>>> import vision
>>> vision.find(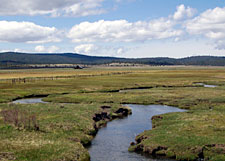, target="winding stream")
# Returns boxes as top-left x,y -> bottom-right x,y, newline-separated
12,98 -> 47,104
88,104 -> 186,161
12,98 -> 186,160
